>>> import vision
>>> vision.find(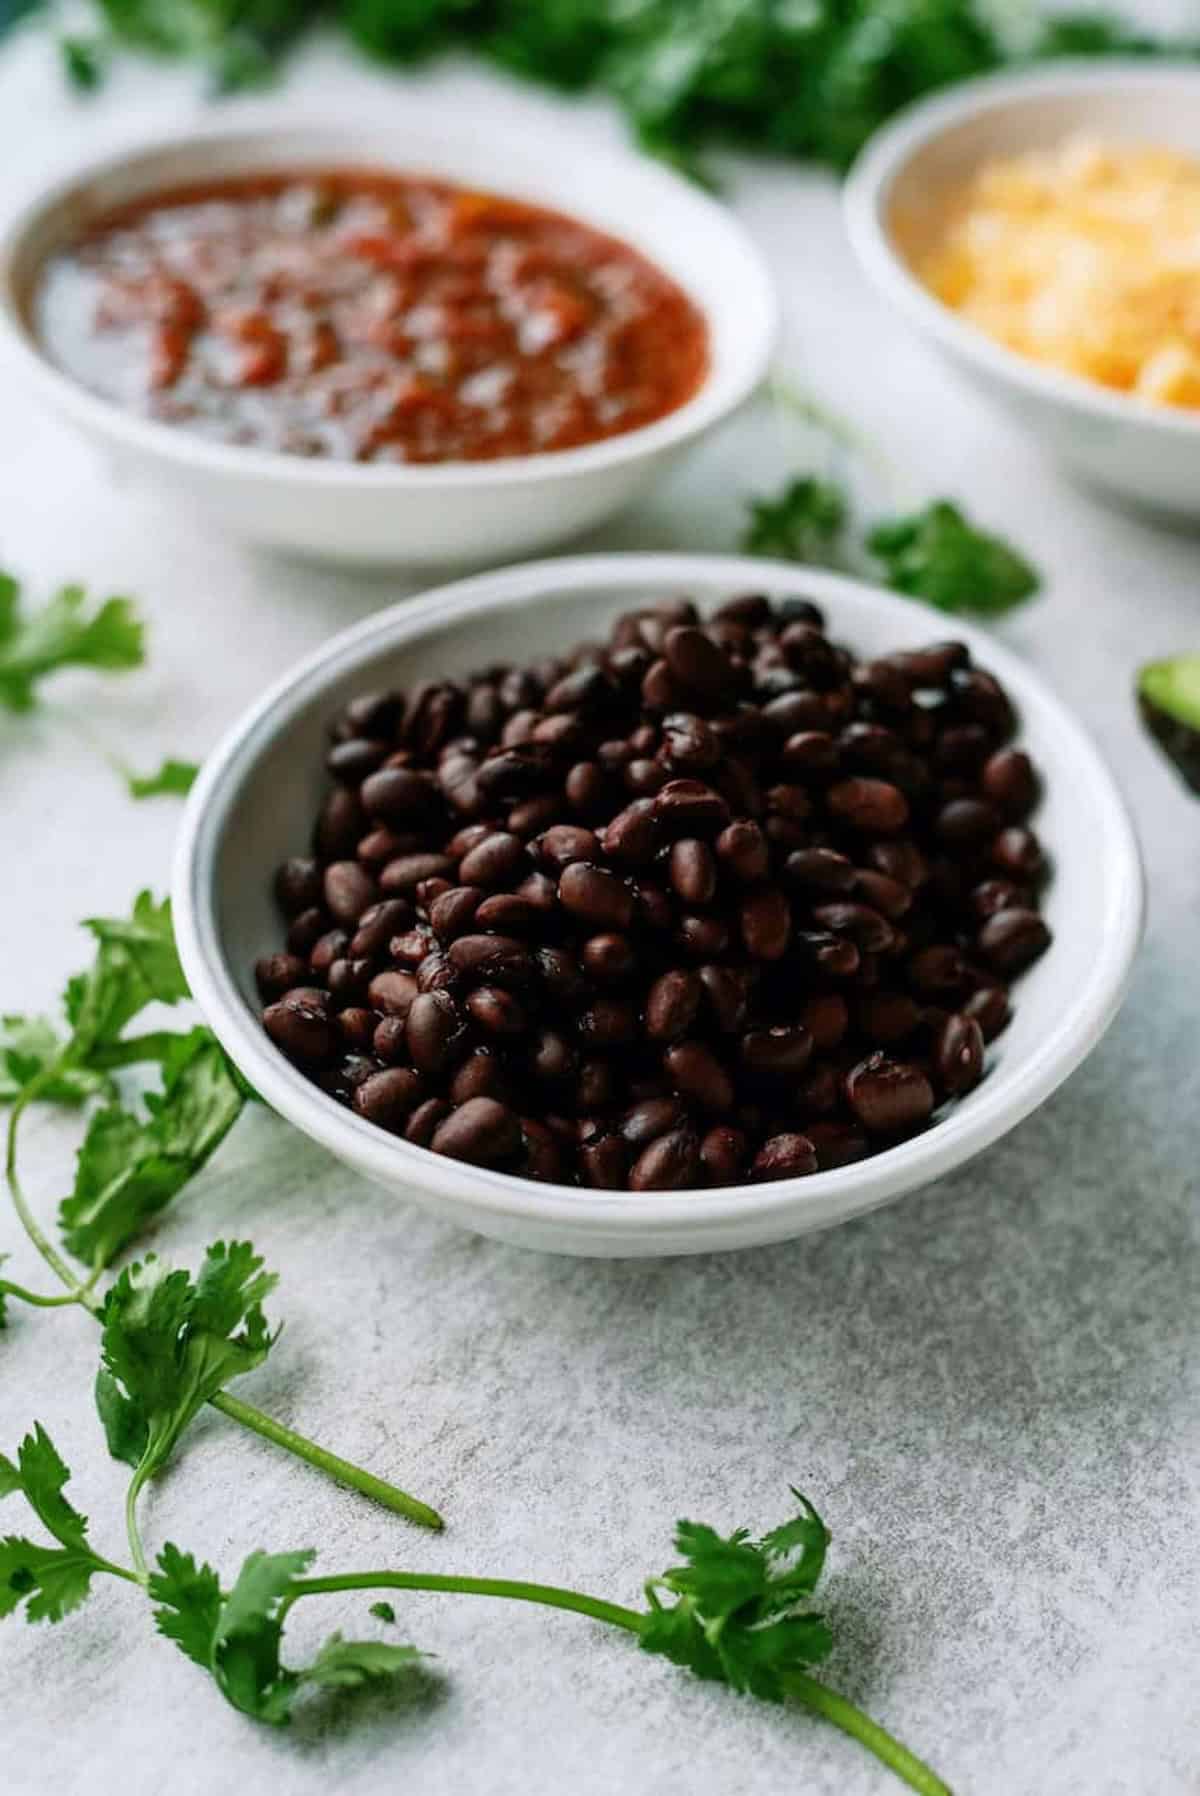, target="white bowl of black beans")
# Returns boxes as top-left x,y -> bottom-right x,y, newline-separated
0,112 -> 774,566
173,553 -> 1143,1256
